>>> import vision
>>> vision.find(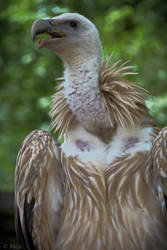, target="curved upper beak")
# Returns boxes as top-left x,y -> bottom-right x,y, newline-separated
31,19 -> 53,42
31,18 -> 66,43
